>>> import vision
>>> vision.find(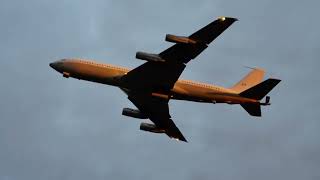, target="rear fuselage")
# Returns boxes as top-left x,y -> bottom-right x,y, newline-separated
50,59 -> 258,104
